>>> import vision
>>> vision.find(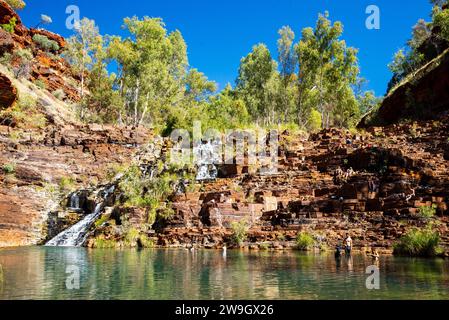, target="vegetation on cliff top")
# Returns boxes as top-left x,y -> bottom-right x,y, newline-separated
3,9 -> 378,133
